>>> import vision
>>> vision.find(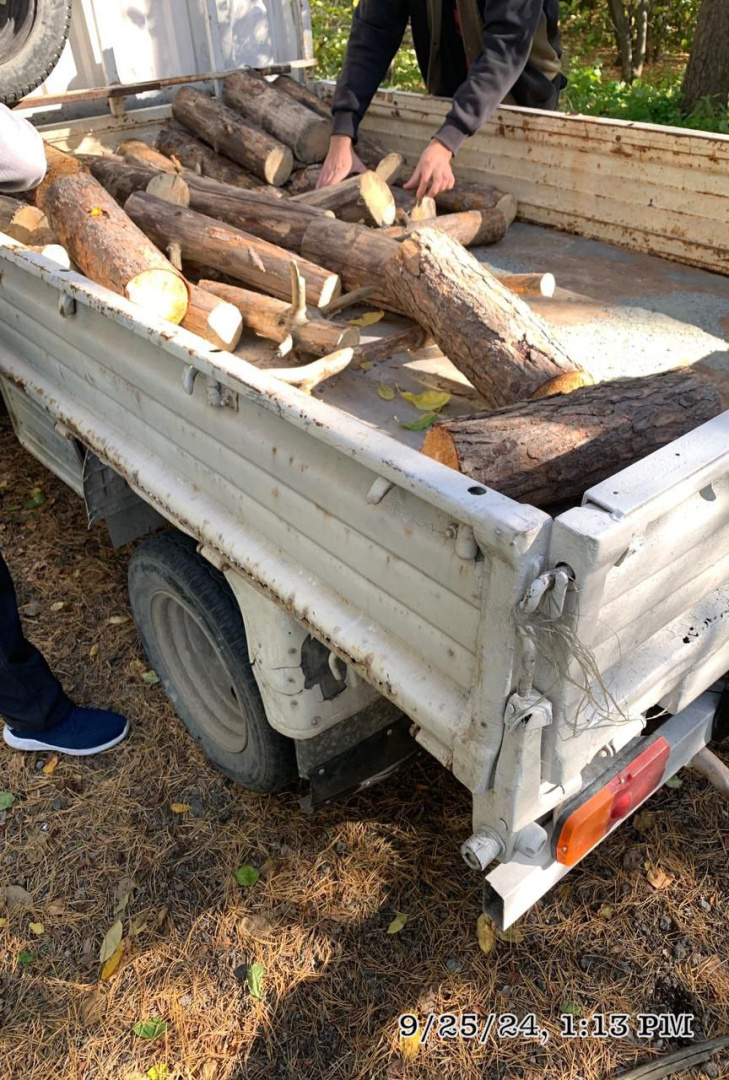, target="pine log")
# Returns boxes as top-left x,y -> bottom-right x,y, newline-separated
421,371 -> 721,508
200,278 -> 359,356
384,227 -> 588,406
384,208 -> 507,247
498,272 -> 556,298
223,71 -> 331,164
118,139 -> 177,173
0,194 -> 22,231
287,164 -> 321,195
44,174 -> 189,324
434,180 -> 517,219
0,201 -> 53,244
182,284 -> 243,350
156,123 -> 275,191
376,153 -> 405,185
265,348 -> 354,393
291,170 -> 396,226
172,87 -> 292,186
273,76 -> 385,168
147,173 -> 190,206
354,323 -> 428,365
301,216 -> 401,310
31,145 -> 86,211
83,157 -> 161,204
125,192 -> 340,307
